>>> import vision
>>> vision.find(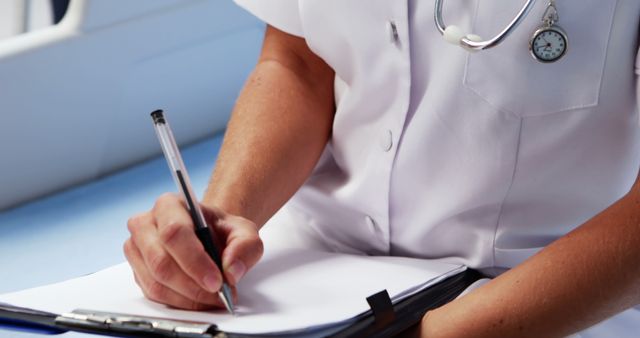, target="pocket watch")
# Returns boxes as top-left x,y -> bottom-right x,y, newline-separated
529,1 -> 568,63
